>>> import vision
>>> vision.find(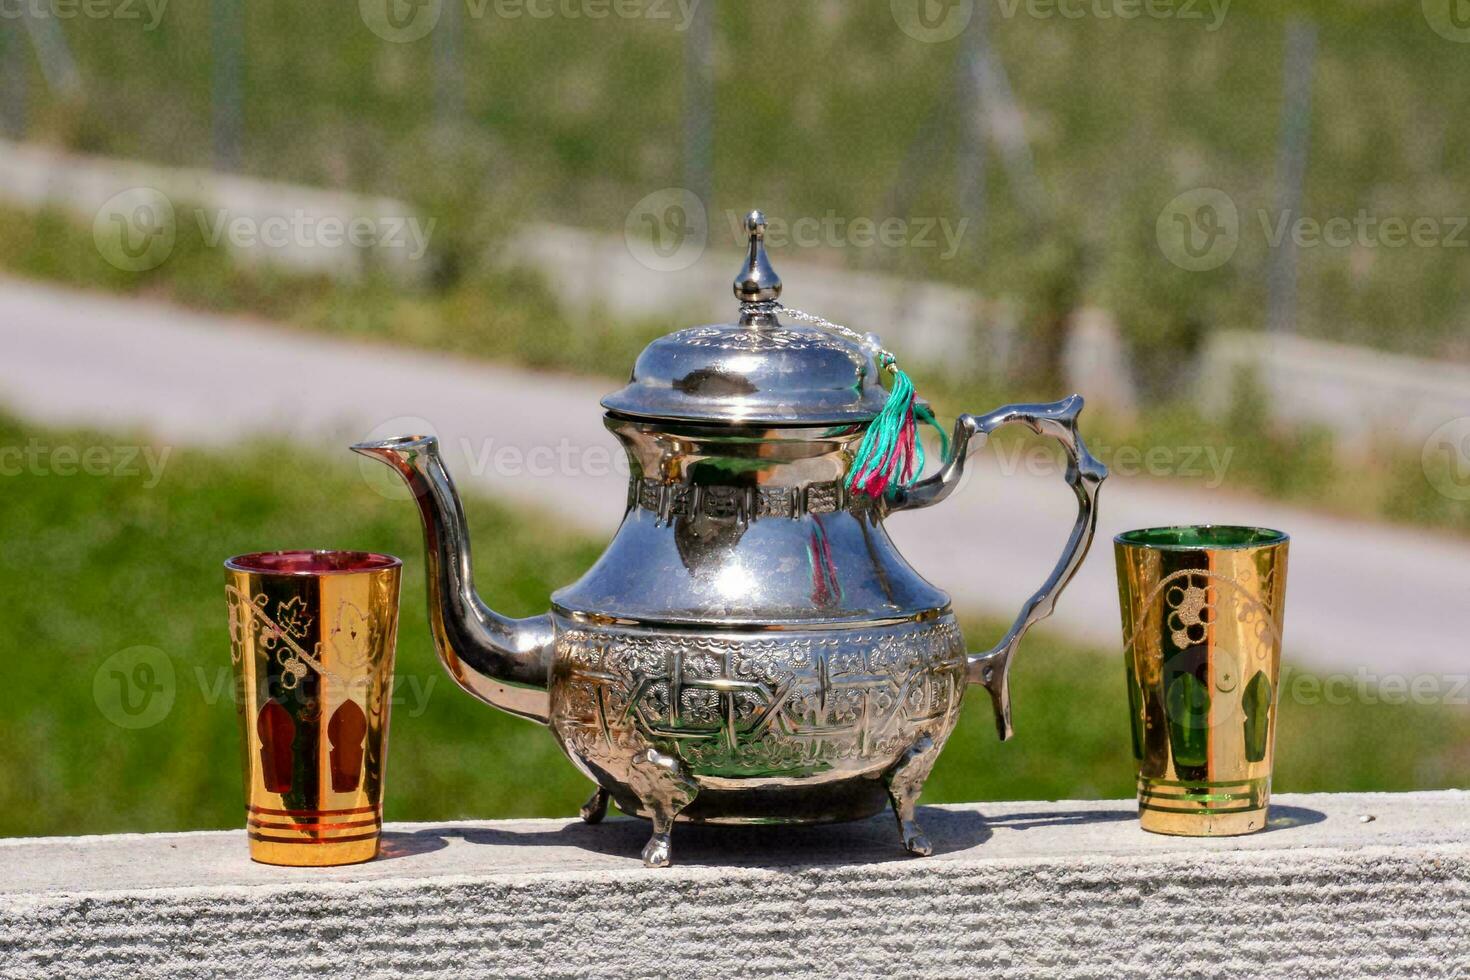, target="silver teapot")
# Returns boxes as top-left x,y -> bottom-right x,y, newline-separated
354,212 -> 1105,866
